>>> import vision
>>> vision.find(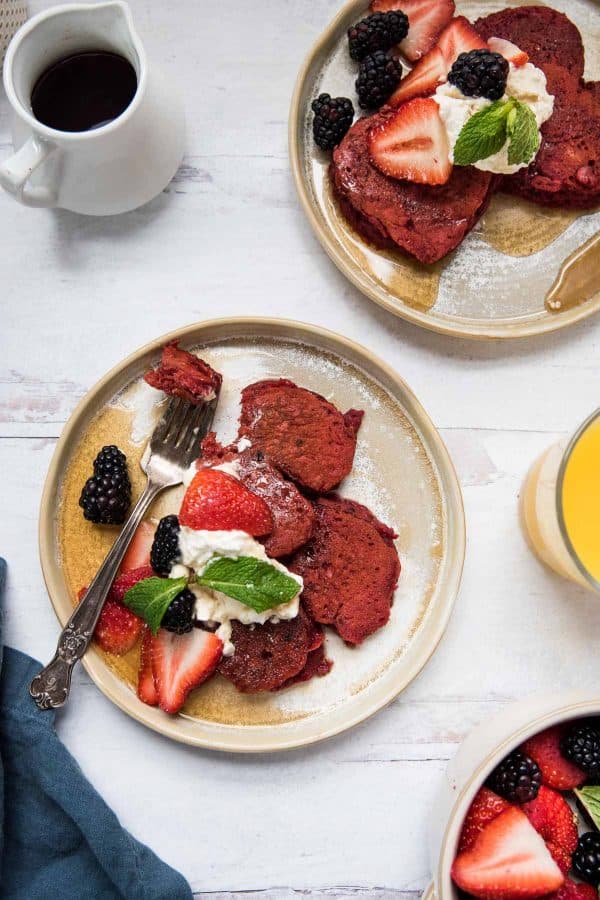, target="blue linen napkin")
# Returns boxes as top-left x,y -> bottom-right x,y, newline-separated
0,558 -> 194,900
